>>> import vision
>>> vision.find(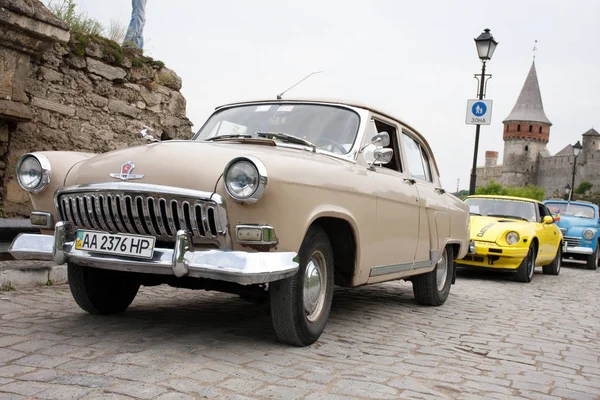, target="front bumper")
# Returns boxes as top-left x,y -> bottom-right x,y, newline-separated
564,246 -> 593,255
456,240 -> 528,270
9,222 -> 299,285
